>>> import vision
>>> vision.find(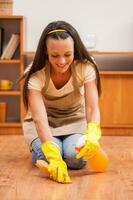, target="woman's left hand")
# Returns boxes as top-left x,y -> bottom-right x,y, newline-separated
76,122 -> 101,159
